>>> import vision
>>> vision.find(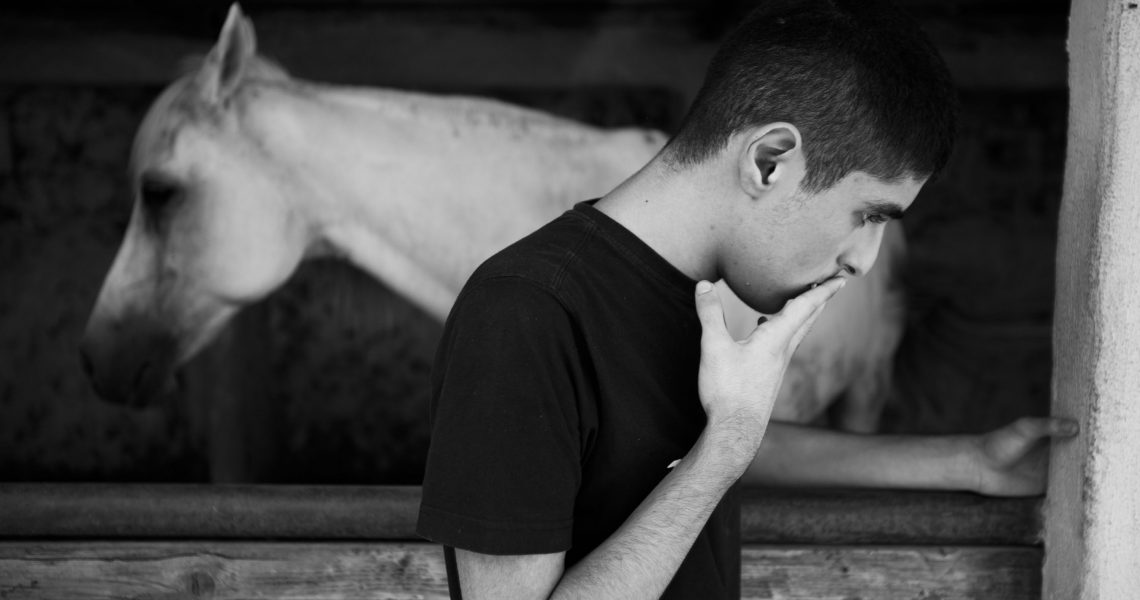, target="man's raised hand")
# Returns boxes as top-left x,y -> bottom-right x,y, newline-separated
693,278 -> 845,463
